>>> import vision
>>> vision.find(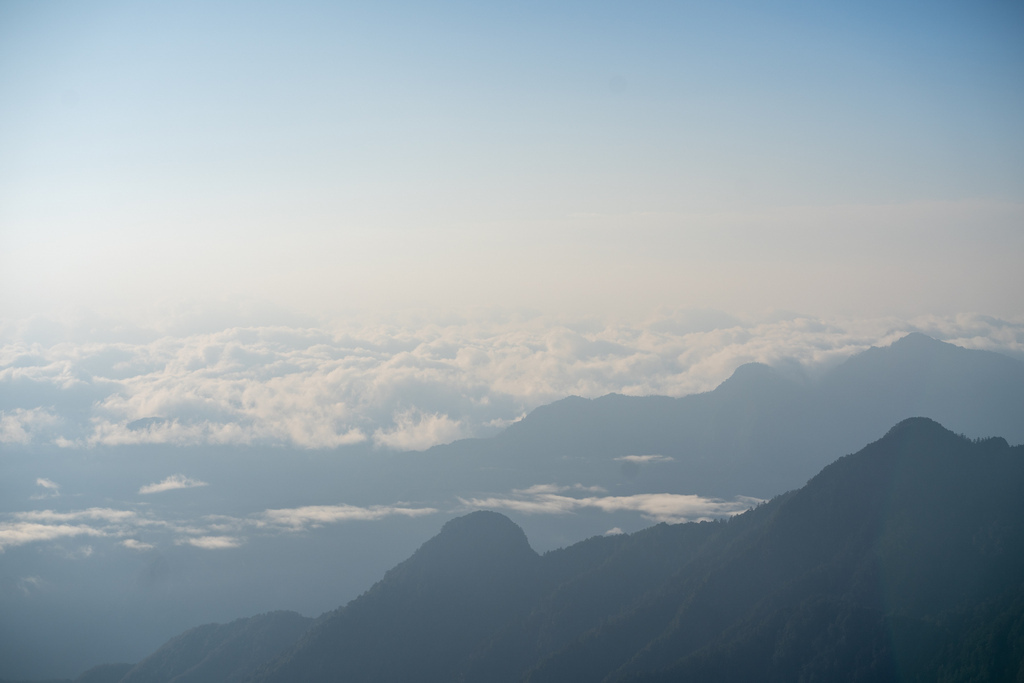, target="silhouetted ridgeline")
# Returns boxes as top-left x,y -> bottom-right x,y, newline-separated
67,418 -> 1024,682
